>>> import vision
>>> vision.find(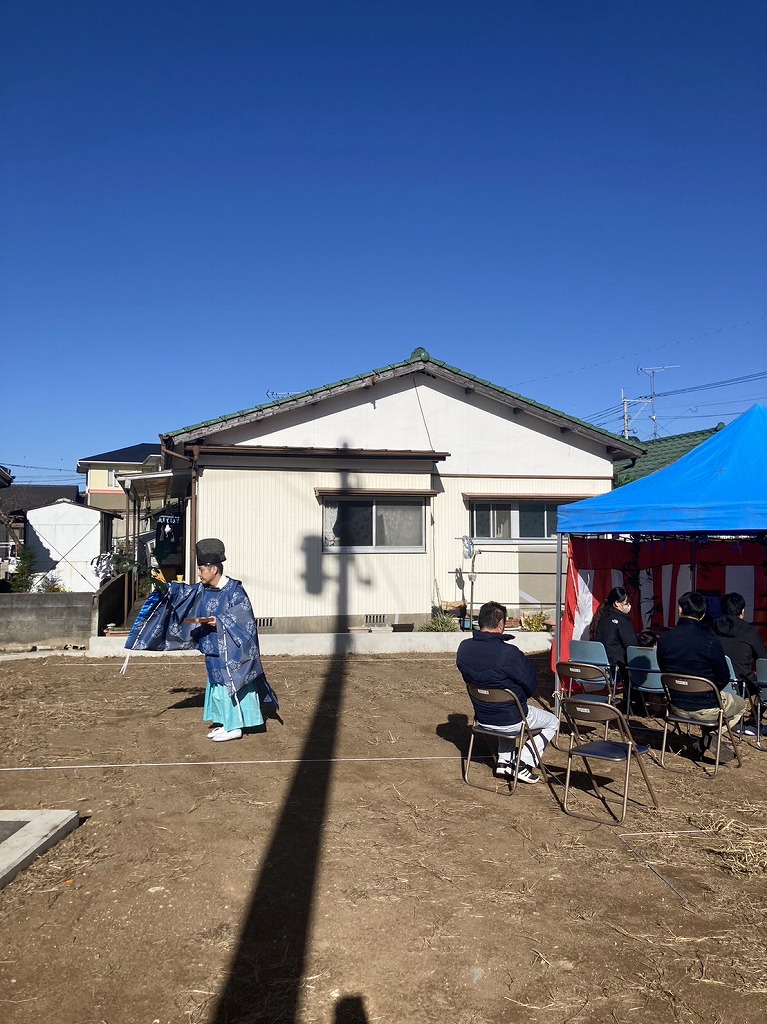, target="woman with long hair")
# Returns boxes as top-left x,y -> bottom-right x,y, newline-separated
589,586 -> 637,683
